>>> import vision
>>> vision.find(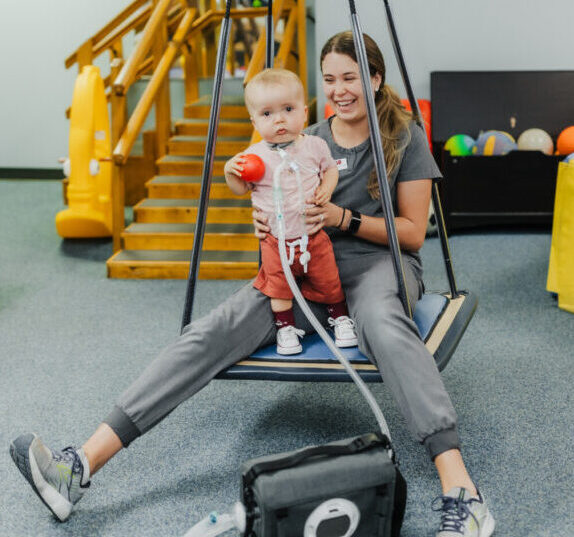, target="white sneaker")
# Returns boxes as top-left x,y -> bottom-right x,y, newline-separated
434,487 -> 495,537
328,316 -> 358,347
276,325 -> 305,355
